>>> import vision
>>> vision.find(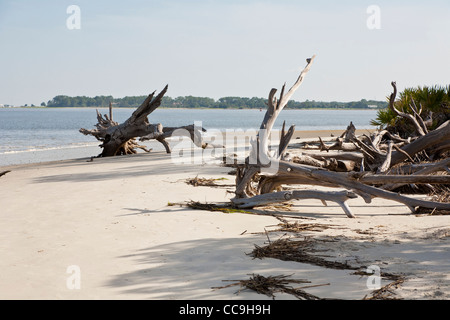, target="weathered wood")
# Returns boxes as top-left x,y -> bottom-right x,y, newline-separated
278,121 -> 296,160
388,81 -> 427,137
370,130 -> 411,147
80,85 -> 206,157
302,150 -> 364,162
293,155 -> 356,172
114,138 -> 151,156
358,174 -> 450,185
293,155 -> 330,168
257,174 -> 339,194
341,121 -> 356,142
383,158 -> 450,190
140,124 -> 208,153
0,170 -> 11,178
390,120 -> 450,166
232,190 -> 358,218
409,99 -> 429,135
275,160 -> 450,213
235,56 -> 316,199
377,141 -> 394,174
324,138 -> 360,152
232,61 -> 450,218
429,141 -> 450,159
